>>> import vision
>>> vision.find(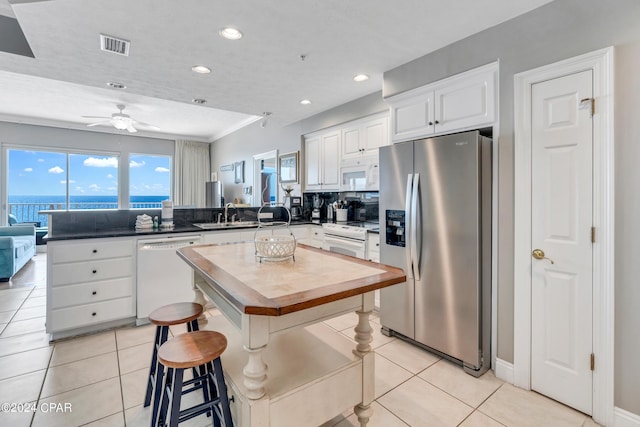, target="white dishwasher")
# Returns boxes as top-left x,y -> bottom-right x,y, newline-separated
136,234 -> 201,322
